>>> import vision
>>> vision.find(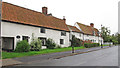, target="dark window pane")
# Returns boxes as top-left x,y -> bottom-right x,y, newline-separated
41,28 -> 45,33
38,37 -> 46,46
60,39 -> 64,44
61,31 -> 66,36
22,36 -> 29,42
